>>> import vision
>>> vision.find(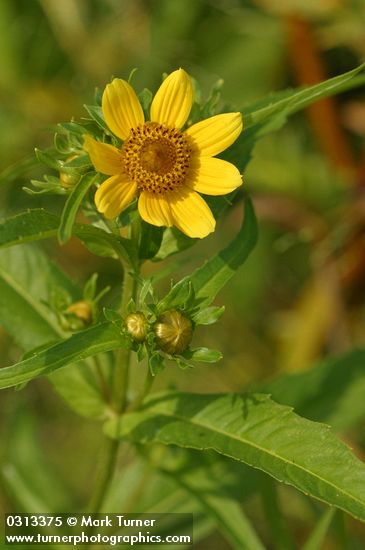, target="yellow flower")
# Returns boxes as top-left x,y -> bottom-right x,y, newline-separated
84,69 -> 243,239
